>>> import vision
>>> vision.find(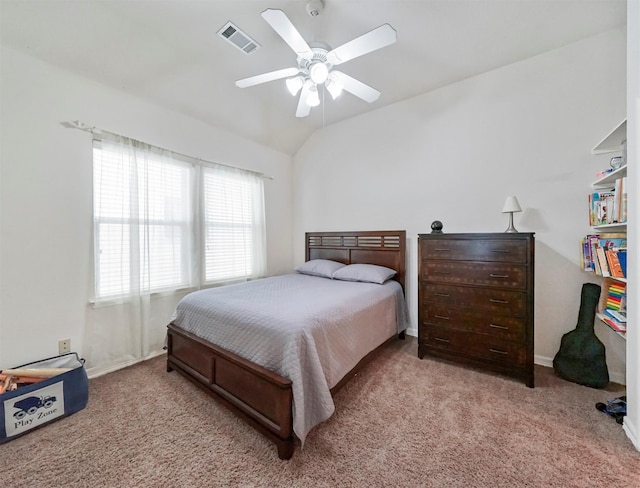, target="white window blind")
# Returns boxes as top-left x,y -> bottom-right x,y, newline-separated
203,166 -> 265,283
92,133 -> 265,303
